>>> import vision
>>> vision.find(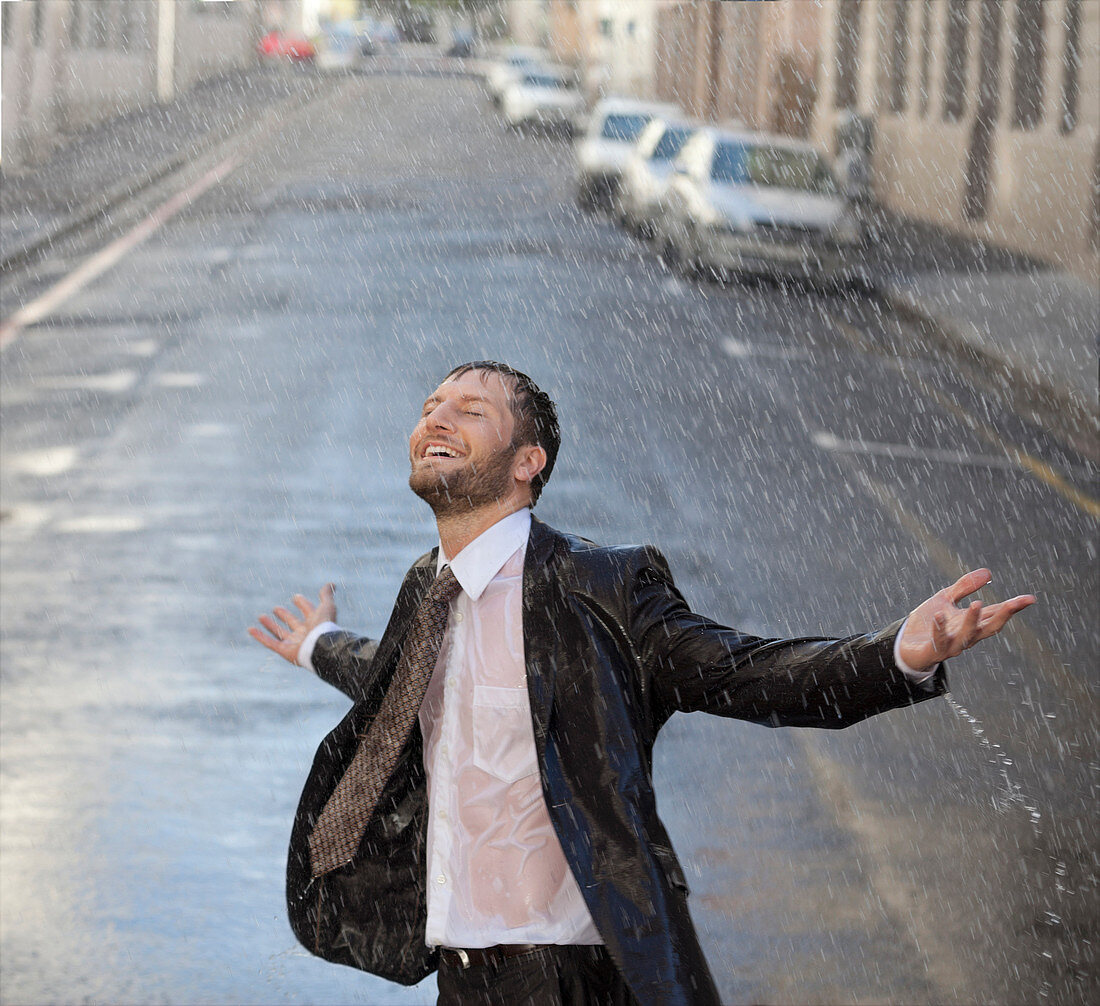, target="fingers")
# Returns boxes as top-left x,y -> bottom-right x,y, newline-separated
248,626 -> 279,651
973,594 -> 1037,642
931,599 -> 983,658
293,593 -> 315,619
947,568 -> 992,604
258,613 -> 290,640
273,605 -> 301,632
